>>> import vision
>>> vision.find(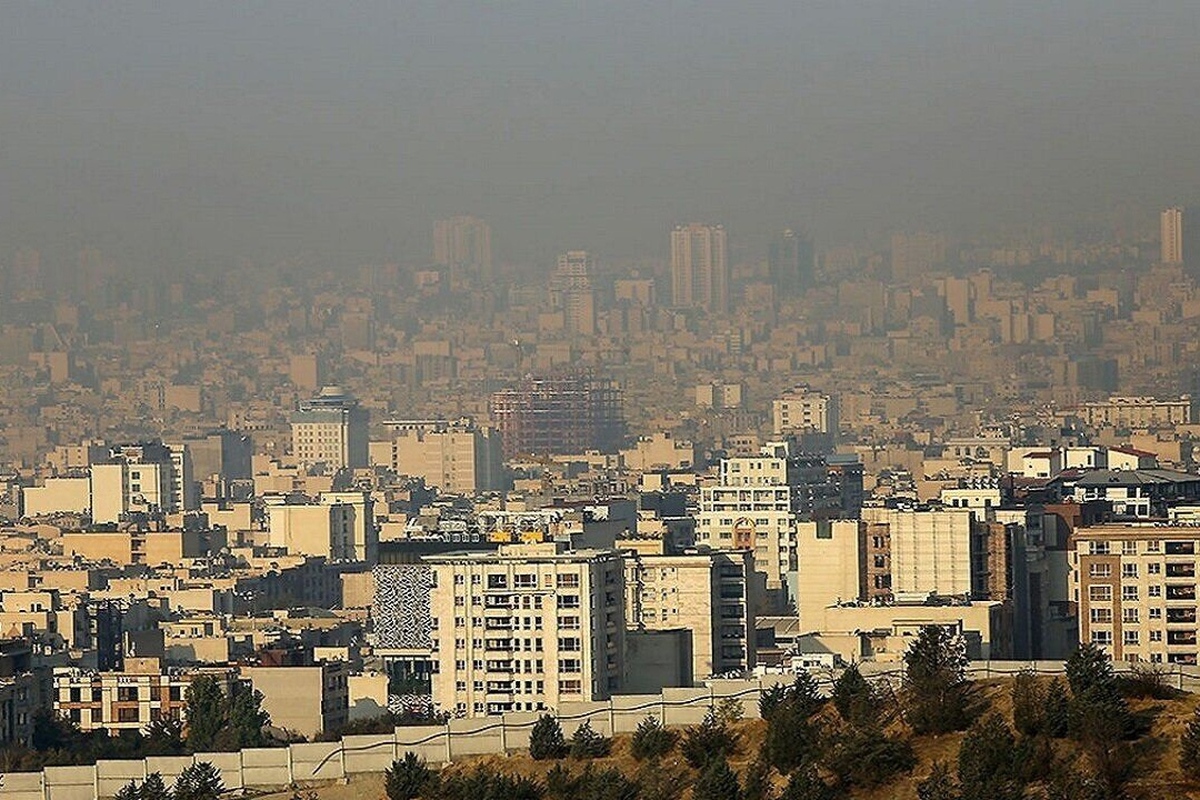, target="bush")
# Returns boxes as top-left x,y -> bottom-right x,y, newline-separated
716,696 -> 745,726
779,766 -> 835,800
546,764 -> 638,800
385,752 -> 434,800
570,721 -> 612,759
741,758 -> 773,800
824,727 -> 917,789
956,713 -> 1024,800
1117,664 -> 1180,700
635,759 -> 689,800
693,756 -> 742,800
916,761 -> 959,800
630,716 -> 677,761
1183,707 -> 1200,783
831,664 -> 877,727
529,714 -> 568,760
437,766 -> 542,800
1011,669 -> 1044,737
903,626 -> 975,735
1066,643 -> 1115,698
681,710 -> 736,769
173,761 -> 225,800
